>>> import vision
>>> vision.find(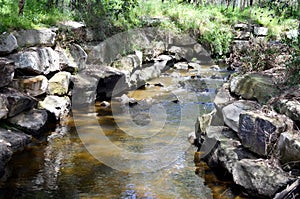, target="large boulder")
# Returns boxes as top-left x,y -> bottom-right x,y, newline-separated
48,71 -> 71,95
38,95 -> 70,120
111,52 -> 142,73
10,75 -> 48,97
0,33 -> 18,55
55,46 -> 78,73
0,87 -> 37,118
0,58 -> 14,88
9,47 -> 60,75
58,21 -> 86,42
277,132 -> 300,168
68,44 -> 87,71
200,126 -> 256,174
230,73 -> 280,104
222,100 -> 261,132
232,159 -> 292,198
7,109 -> 48,136
238,110 -> 293,156
13,29 -> 56,48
